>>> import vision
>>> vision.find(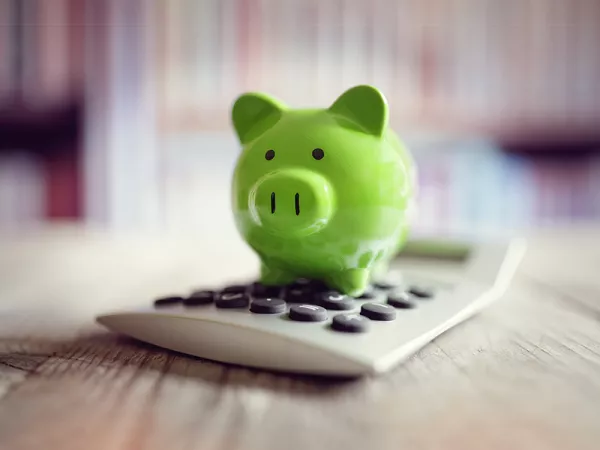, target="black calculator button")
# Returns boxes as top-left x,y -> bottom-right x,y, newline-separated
290,278 -> 329,293
184,290 -> 215,306
285,288 -> 317,304
331,314 -> 369,333
251,283 -> 283,298
290,278 -> 312,288
360,303 -> 396,321
387,291 -> 416,309
357,285 -> 375,298
154,296 -> 183,307
222,284 -> 248,294
373,280 -> 399,290
318,291 -> 355,310
215,292 -> 250,308
306,279 -> 330,292
409,286 -> 433,299
289,304 -> 328,322
250,298 -> 286,314
358,286 -> 384,301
